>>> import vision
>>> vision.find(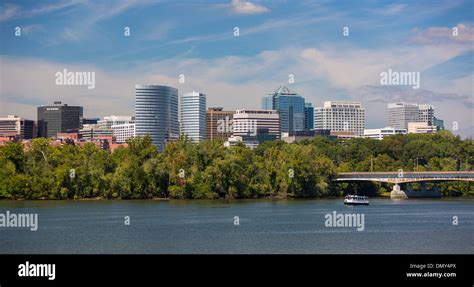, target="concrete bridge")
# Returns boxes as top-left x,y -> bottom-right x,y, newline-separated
334,171 -> 474,199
